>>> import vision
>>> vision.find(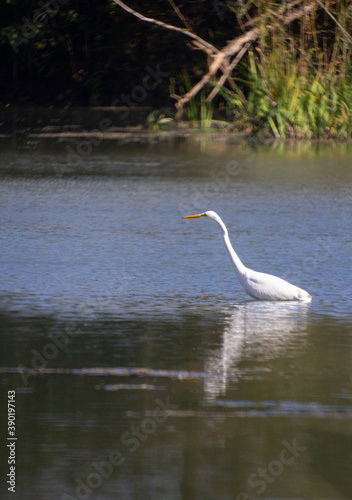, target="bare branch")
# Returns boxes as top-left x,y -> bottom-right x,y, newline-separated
113,0 -> 317,118
222,2 -> 315,58
207,43 -> 251,102
113,0 -> 219,55
174,26 -> 261,114
167,0 -> 192,31
222,27 -> 259,57
243,0 -> 306,28
315,0 -> 352,45
281,2 -> 315,25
